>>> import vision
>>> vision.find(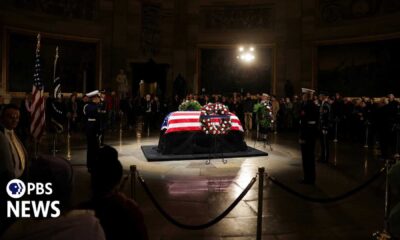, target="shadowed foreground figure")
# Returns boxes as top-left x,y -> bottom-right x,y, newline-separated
0,104 -> 28,234
1,155 -> 105,240
83,145 -> 149,240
